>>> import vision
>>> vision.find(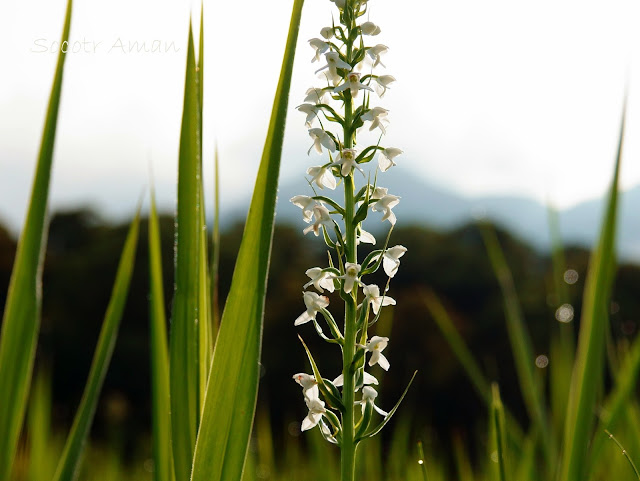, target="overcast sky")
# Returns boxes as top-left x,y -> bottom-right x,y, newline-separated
1,0 -> 638,233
